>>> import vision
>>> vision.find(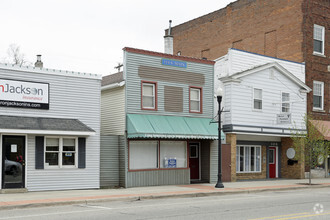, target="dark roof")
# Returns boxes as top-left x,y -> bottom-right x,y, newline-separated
123,47 -> 215,65
0,115 -> 95,132
102,72 -> 124,87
